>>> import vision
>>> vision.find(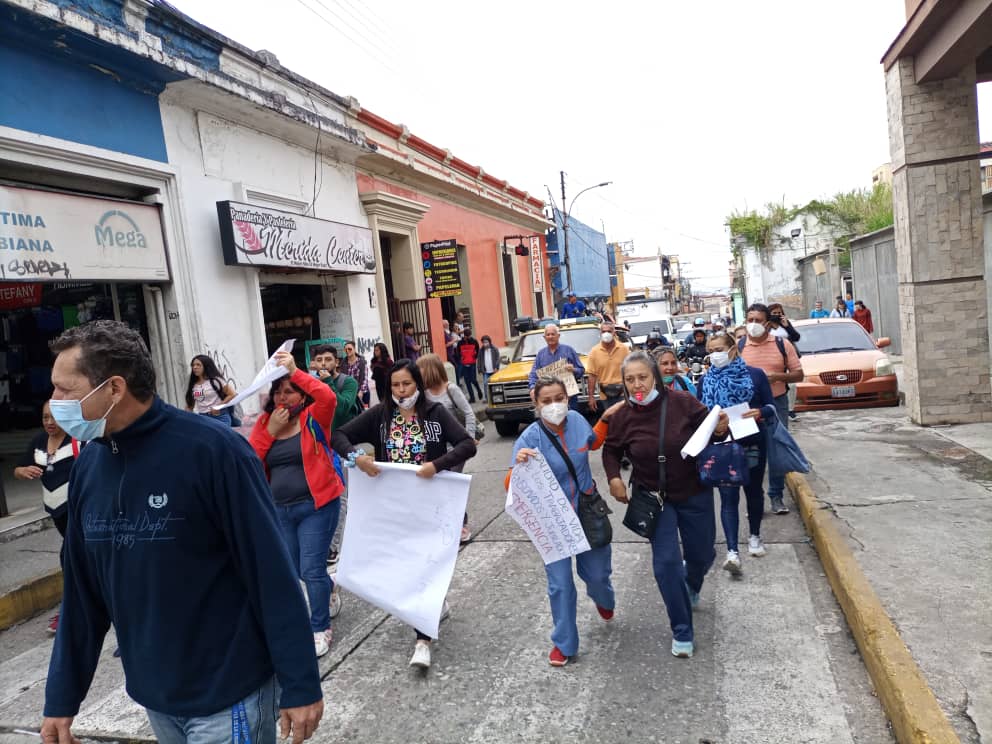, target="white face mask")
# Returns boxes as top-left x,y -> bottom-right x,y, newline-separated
392,390 -> 420,410
539,401 -> 568,426
709,351 -> 731,368
746,322 -> 766,338
600,332 -> 614,344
